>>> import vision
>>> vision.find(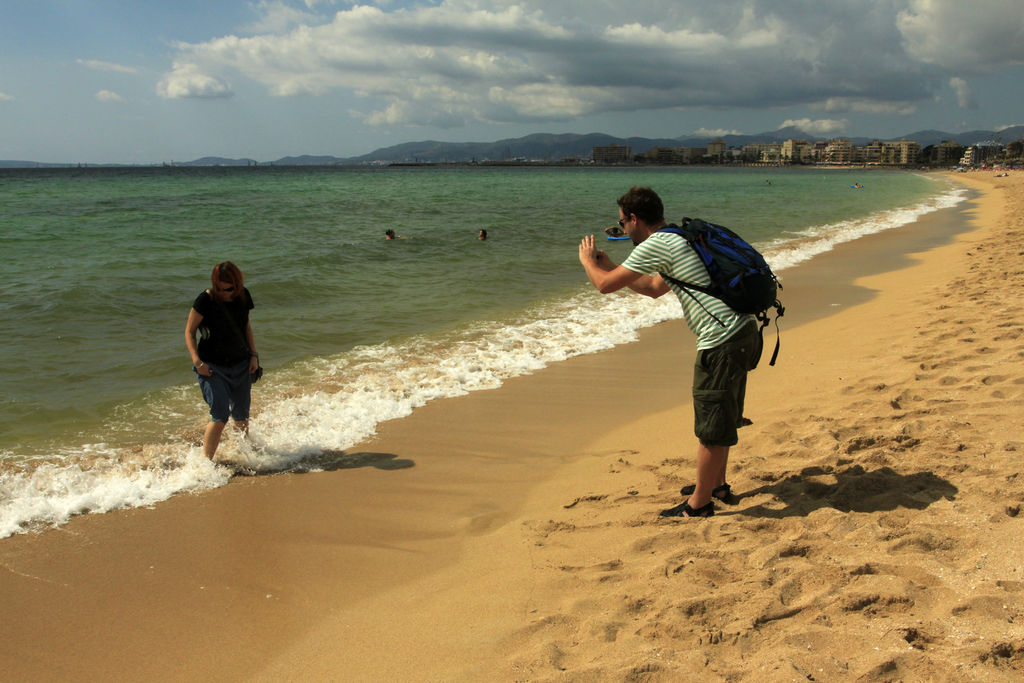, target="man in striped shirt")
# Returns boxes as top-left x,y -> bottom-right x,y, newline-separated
578,186 -> 762,518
